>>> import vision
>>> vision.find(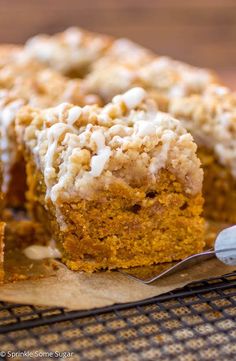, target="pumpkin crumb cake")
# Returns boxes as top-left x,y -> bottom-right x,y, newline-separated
16,87 -> 205,272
